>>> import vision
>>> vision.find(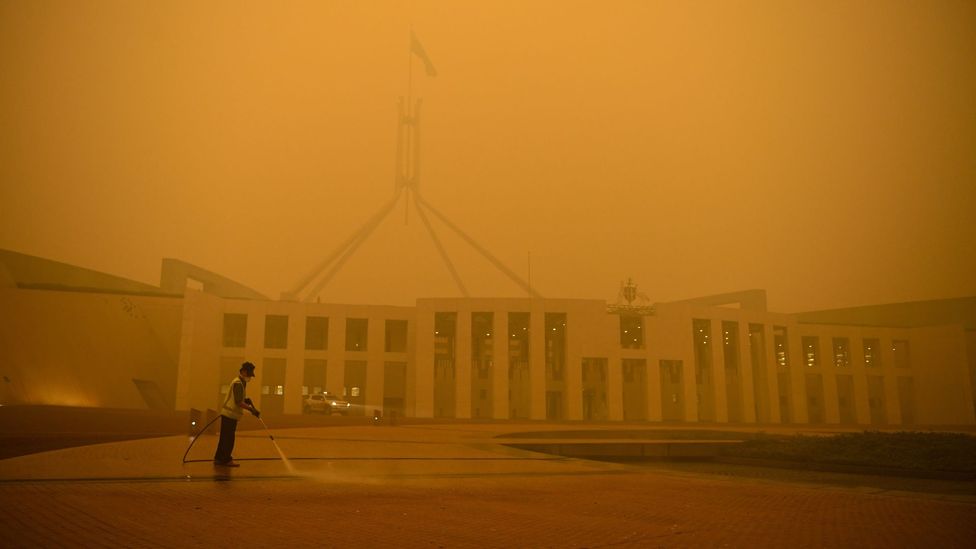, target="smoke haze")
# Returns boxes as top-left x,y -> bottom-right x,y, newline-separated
1,0 -> 974,311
